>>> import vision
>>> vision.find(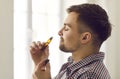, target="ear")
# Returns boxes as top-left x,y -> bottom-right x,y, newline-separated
80,32 -> 92,44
